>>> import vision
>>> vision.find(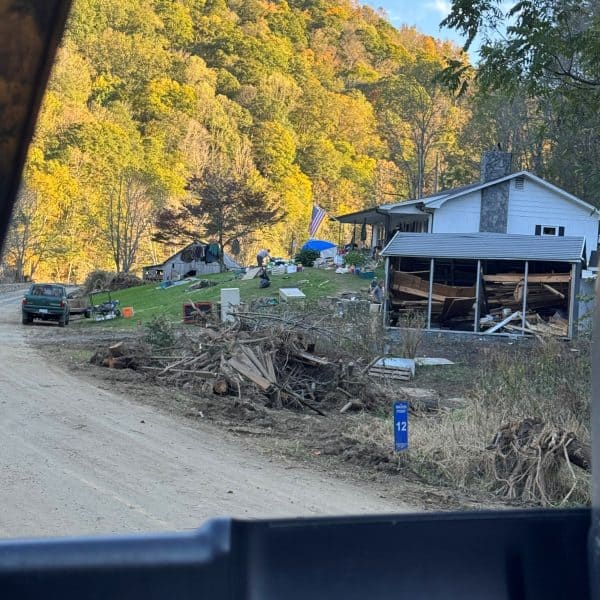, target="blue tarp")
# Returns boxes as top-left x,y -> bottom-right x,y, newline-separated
301,239 -> 336,252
